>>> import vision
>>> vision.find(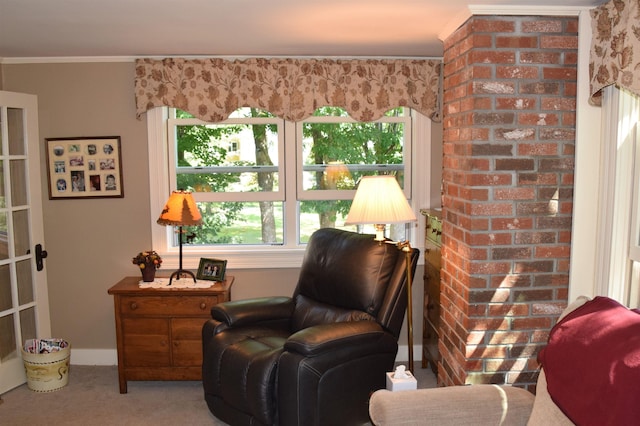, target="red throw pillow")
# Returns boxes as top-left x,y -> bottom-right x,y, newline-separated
539,296 -> 640,425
